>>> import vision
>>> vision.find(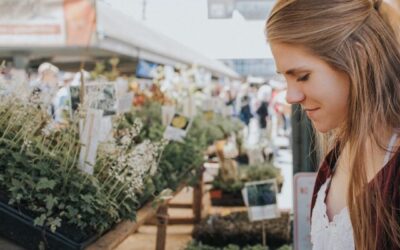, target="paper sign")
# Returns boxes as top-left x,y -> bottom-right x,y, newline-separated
70,82 -> 117,116
294,173 -> 317,250
163,113 -> 191,142
115,78 -> 129,96
98,116 -> 113,142
79,109 -> 103,175
85,83 -> 117,116
242,179 -> 280,222
162,105 -> 176,127
182,94 -> 197,118
117,92 -> 133,114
